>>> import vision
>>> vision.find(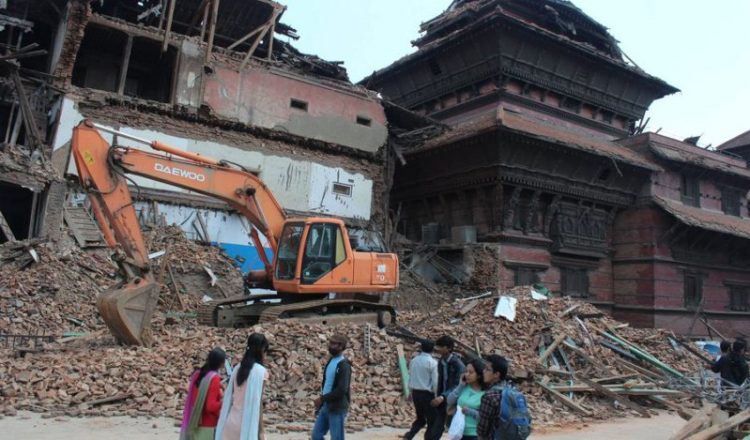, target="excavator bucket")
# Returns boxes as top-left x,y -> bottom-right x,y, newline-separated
97,279 -> 160,345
